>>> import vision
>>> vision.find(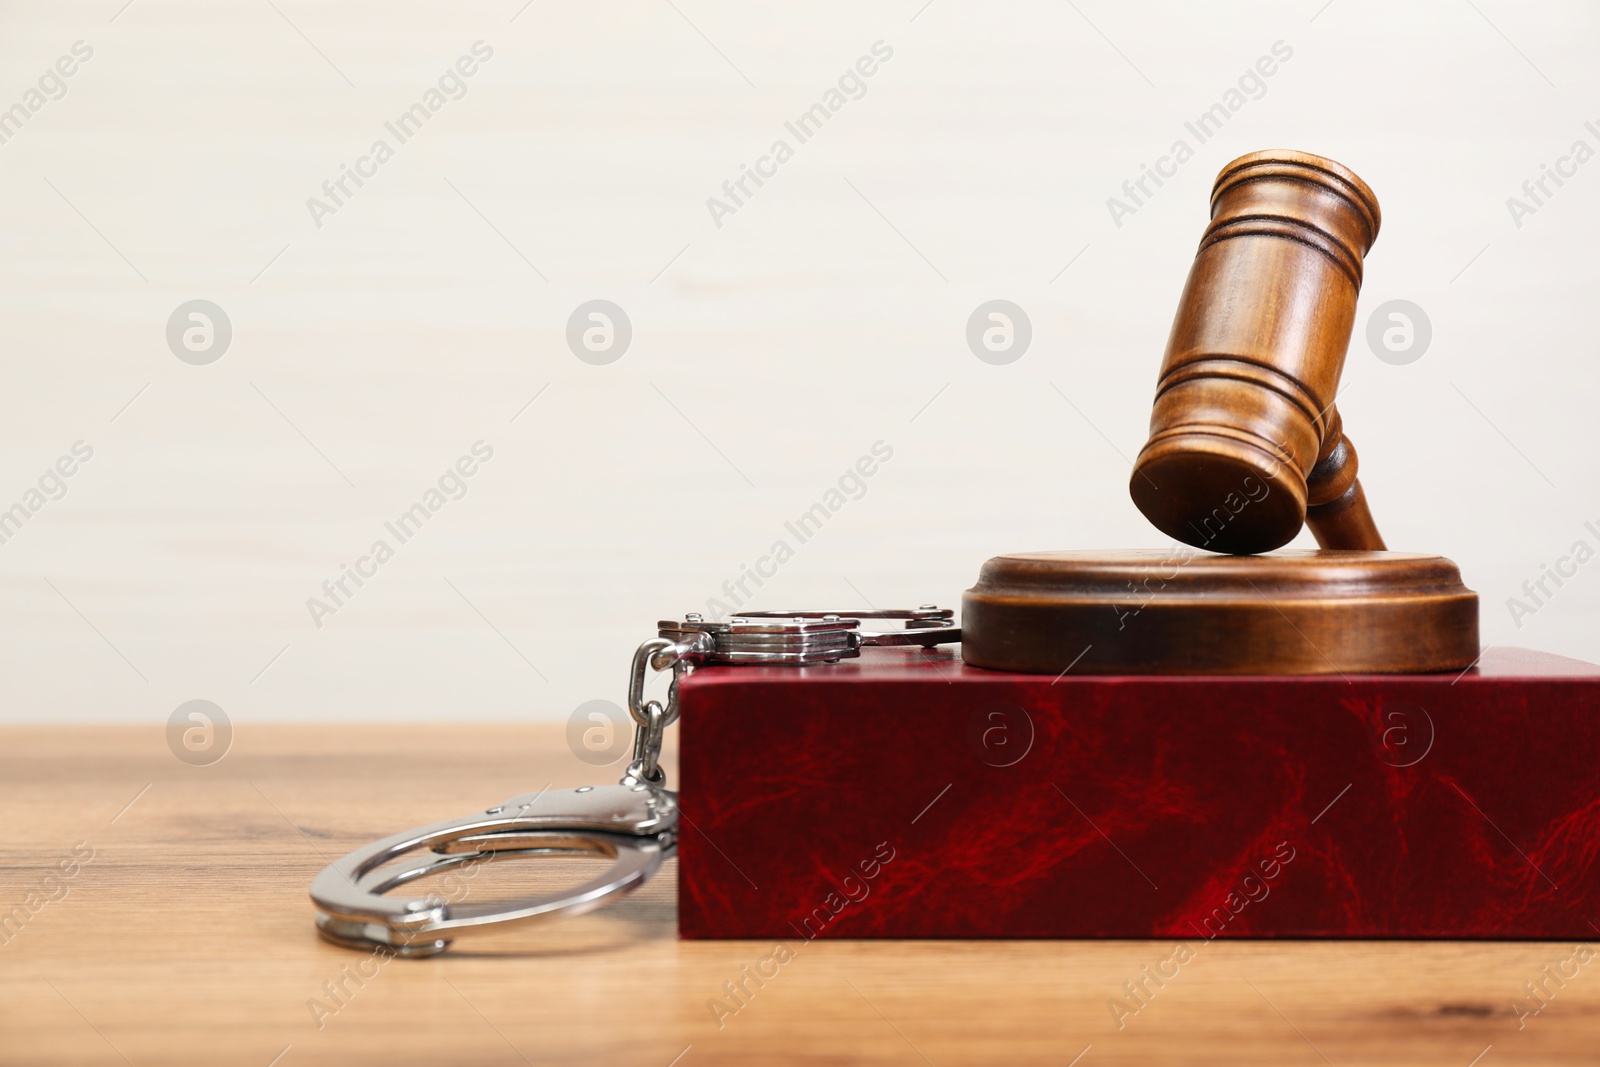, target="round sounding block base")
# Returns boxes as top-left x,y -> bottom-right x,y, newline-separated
960,549 -> 1479,675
